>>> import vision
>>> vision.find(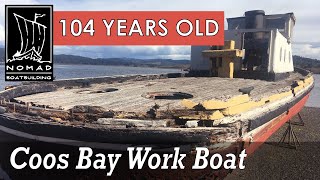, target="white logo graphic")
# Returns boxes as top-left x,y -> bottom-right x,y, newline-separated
7,13 -> 49,63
